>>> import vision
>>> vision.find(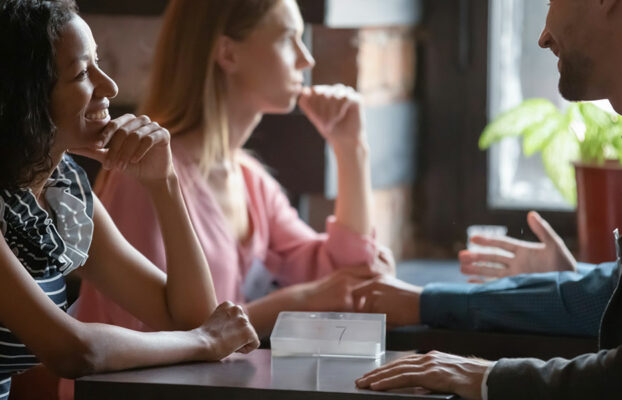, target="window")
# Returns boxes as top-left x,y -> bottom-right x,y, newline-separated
487,0 -> 571,210
419,0 -> 579,245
